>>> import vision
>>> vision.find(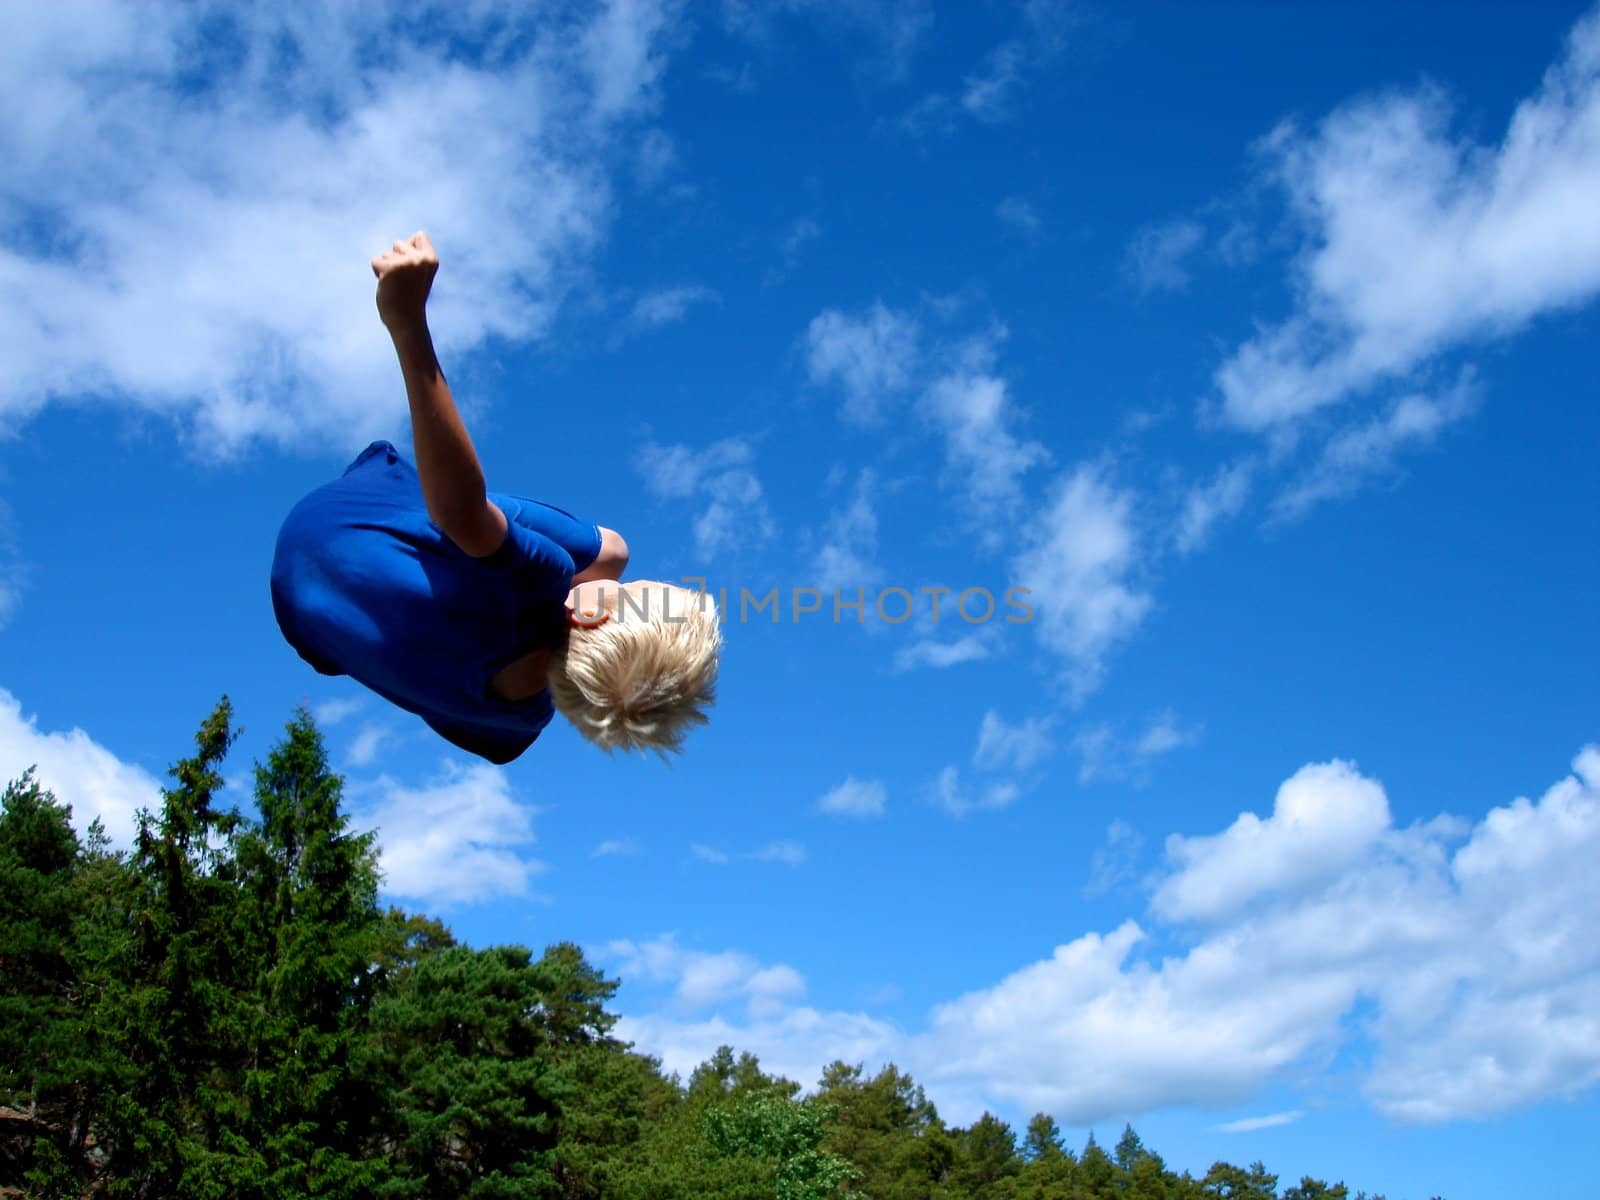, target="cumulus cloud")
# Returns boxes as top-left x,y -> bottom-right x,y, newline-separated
1216,7 -> 1600,431
1011,466 -> 1151,698
612,746 -> 1600,1126
818,776 -> 888,818
0,687 -> 162,846
635,436 -> 777,559
347,759 -> 542,907
1151,759 -> 1391,923
0,1 -> 683,456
